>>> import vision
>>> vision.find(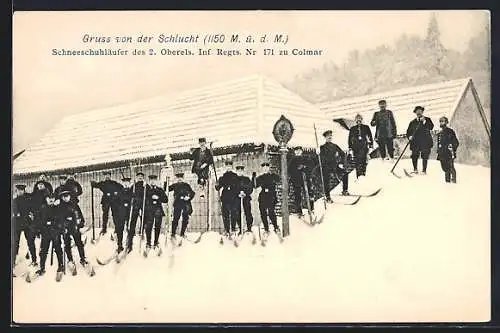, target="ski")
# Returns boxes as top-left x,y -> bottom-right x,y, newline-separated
67,261 -> 77,276
25,270 -> 44,283
96,252 -> 119,265
155,246 -> 163,257
274,230 -> 284,243
297,214 -> 317,227
403,169 -> 415,178
115,250 -> 128,264
260,231 -> 269,247
232,232 -> 243,247
55,271 -> 63,282
82,262 -> 96,277
354,187 -> 382,197
330,195 -> 361,205
143,247 -> 150,258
